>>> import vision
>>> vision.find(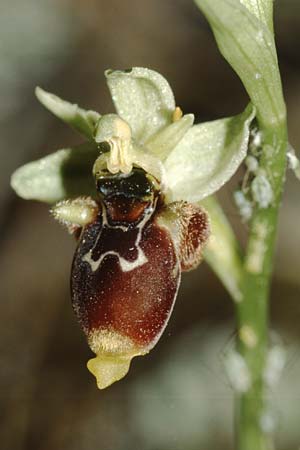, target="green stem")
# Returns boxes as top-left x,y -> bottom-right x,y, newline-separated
193,0 -> 288,447
235,122 -> 288,450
